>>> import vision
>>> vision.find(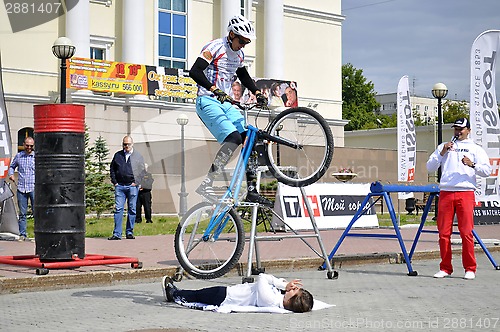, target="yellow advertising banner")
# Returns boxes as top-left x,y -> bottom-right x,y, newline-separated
66,57 -> 198,98
67,57 -> 147,94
